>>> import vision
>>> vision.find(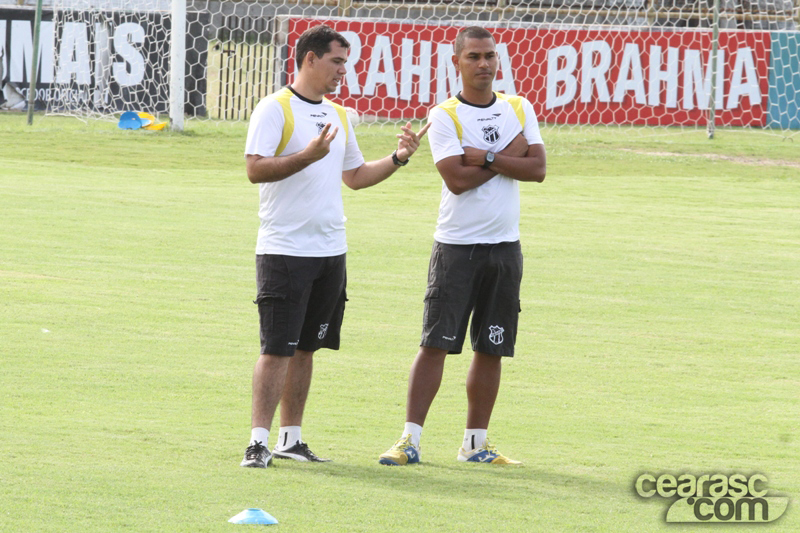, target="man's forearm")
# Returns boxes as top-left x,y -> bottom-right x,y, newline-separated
438,161 -> 497,195
246,151 -> 316,184
462,142 -> 546,183
342,155 -> 401,190
487,151 -> 546,183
